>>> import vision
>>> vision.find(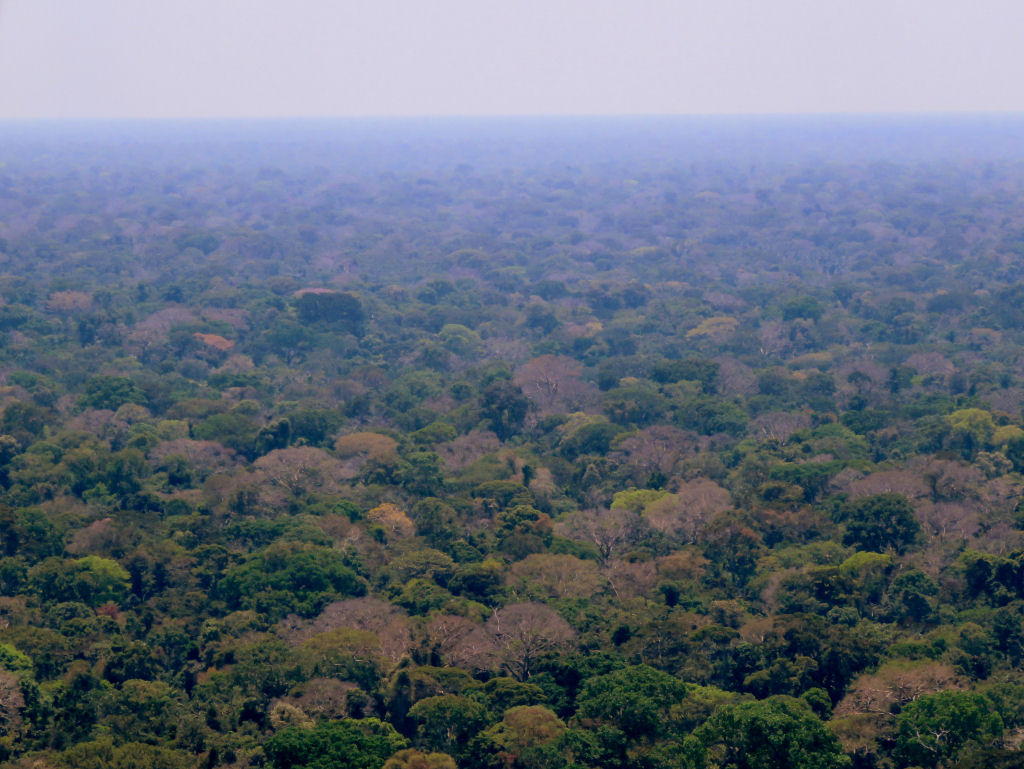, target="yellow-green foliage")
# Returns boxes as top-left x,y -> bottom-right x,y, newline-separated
686,316 -> 739,338
610,487 -> 669,513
